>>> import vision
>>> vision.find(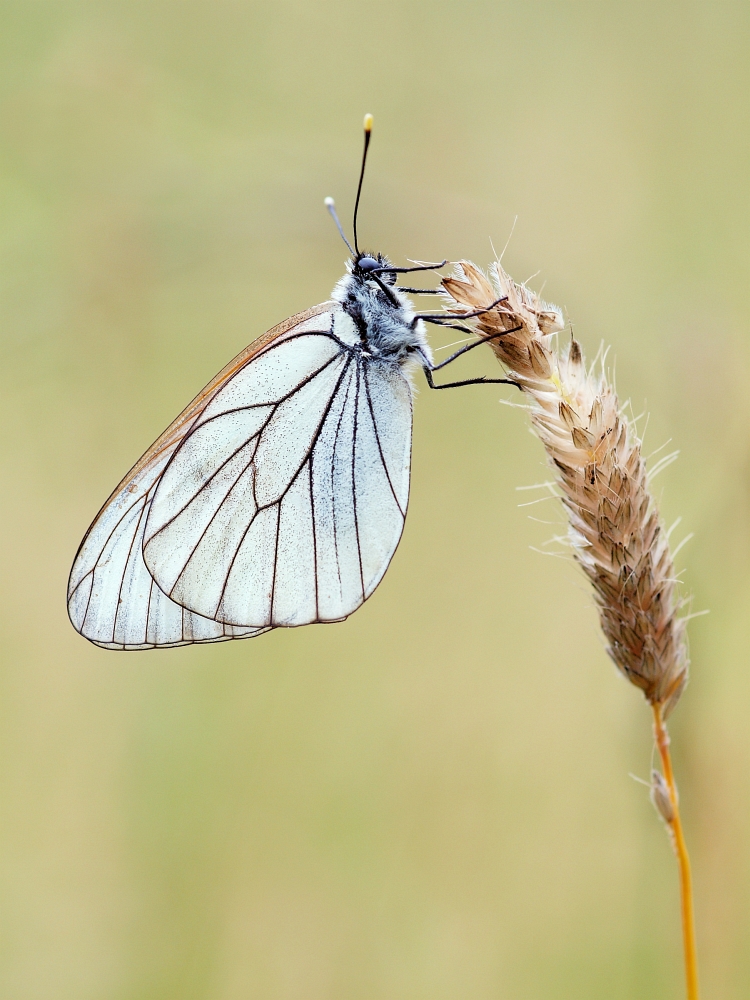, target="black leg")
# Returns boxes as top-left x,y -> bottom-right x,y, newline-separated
422,366 -> 520,390
369,270 -> 400,307
416,296 -> 508,322
429,325 -> 522,371
421,318 -> 478,336
397,286 -> 443,294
